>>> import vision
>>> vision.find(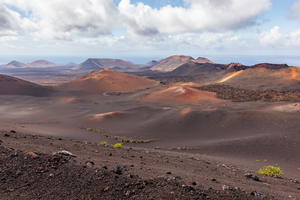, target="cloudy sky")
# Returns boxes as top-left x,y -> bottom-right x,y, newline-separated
1,0 -> 300,64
